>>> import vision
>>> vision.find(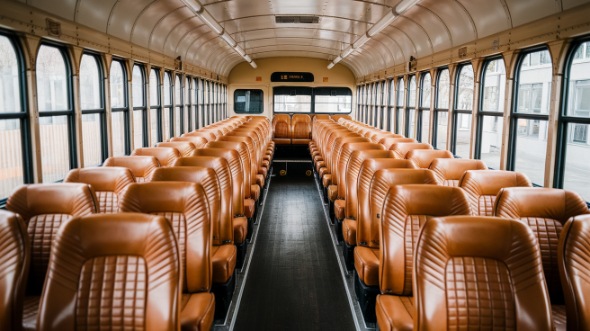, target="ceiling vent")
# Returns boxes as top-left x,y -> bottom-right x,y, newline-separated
276,15 -> 320,24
